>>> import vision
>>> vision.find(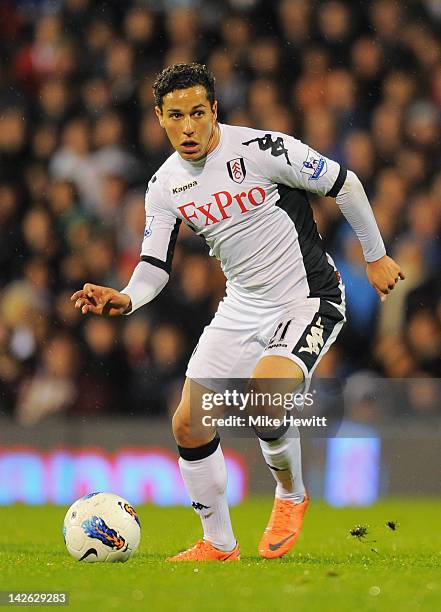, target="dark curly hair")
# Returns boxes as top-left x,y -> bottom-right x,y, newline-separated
153,63 -> 216,108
